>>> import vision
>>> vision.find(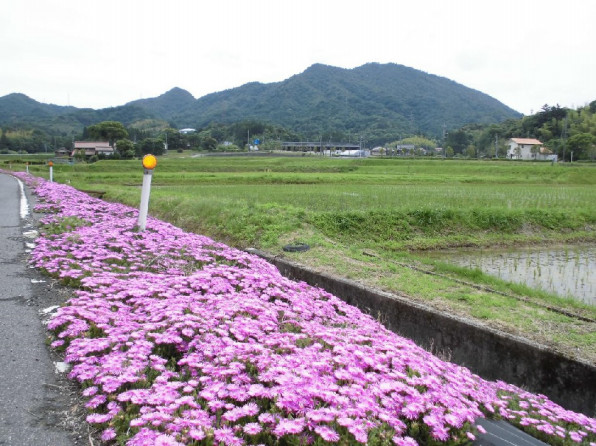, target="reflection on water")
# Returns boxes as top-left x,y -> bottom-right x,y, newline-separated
429,245 -> 596,306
